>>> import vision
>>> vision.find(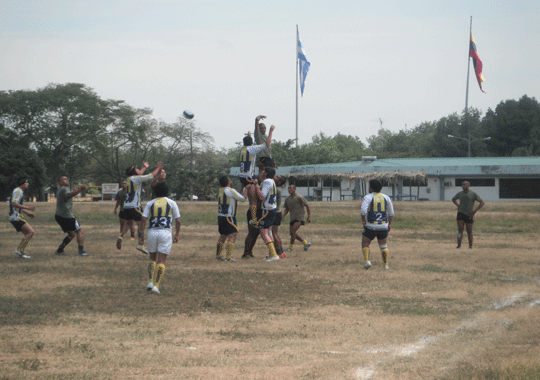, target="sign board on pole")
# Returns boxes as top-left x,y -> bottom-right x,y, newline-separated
102,183 -> 119,201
